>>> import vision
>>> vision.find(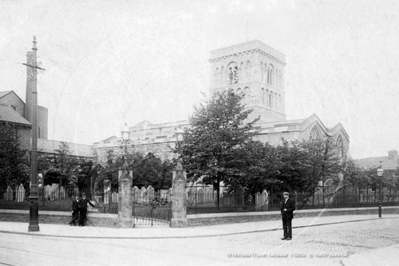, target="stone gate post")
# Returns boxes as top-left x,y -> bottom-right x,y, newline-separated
170,162 -> 188,228
118,165 -> 134,228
